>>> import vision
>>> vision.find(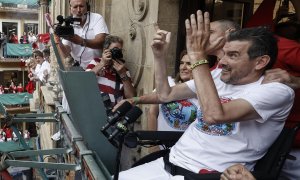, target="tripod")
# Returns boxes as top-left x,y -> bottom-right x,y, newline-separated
113,133 -> 125,180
